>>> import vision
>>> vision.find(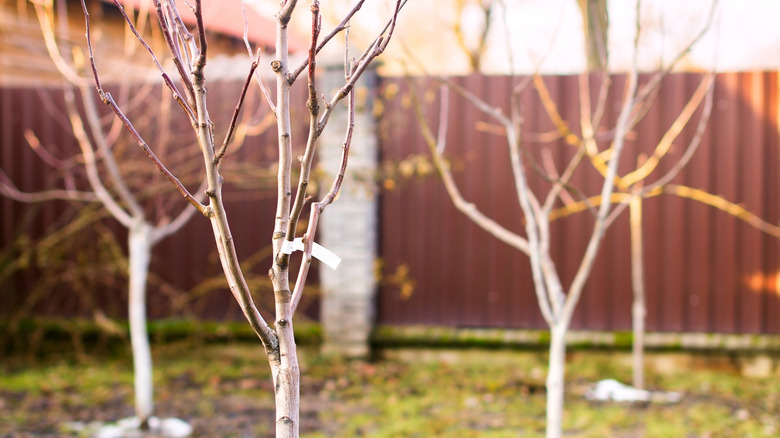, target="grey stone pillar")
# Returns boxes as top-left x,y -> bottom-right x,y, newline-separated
317,66 -> 378,358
